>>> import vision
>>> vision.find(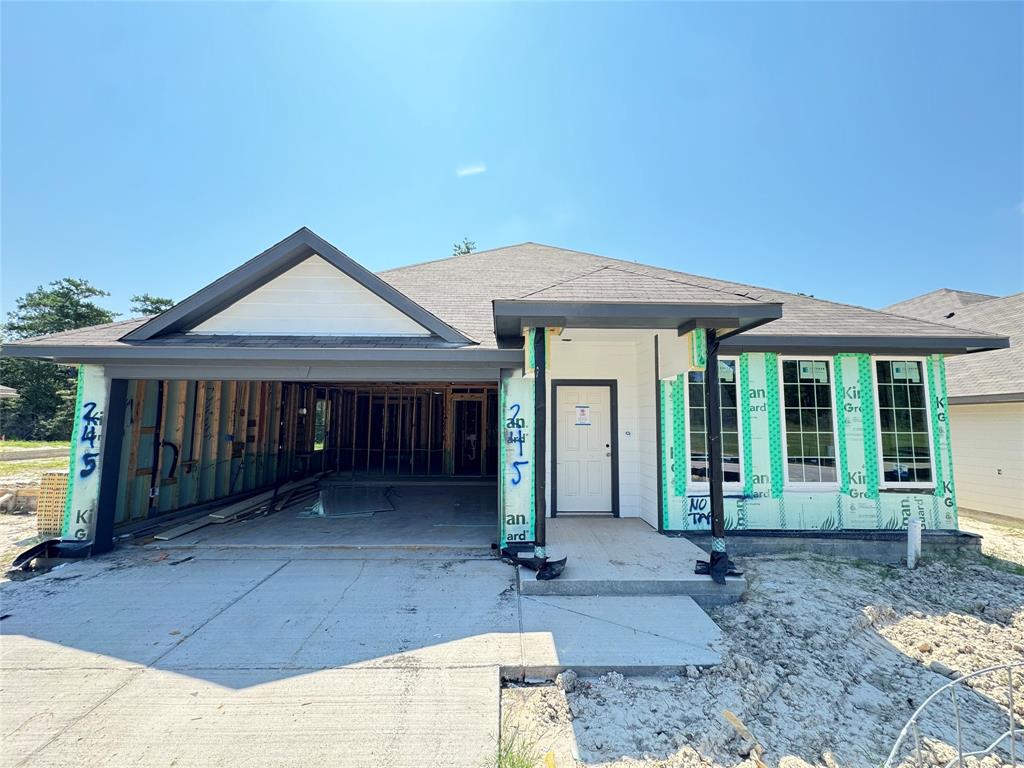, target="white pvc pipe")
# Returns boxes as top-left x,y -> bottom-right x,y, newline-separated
907,515 -> 922,569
